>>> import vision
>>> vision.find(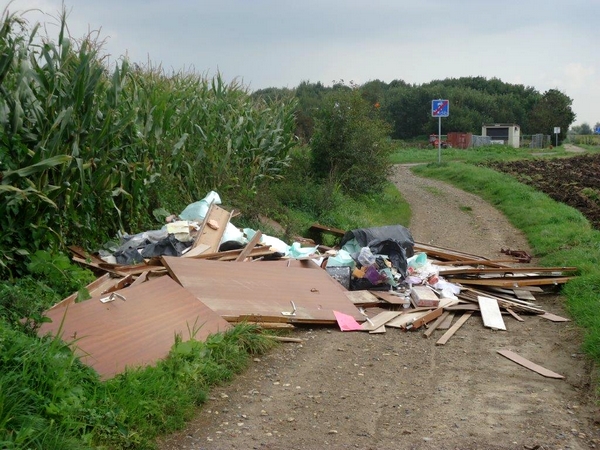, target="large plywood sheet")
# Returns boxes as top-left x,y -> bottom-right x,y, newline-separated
38,276 -> 231,379
162,256 -> 363,323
